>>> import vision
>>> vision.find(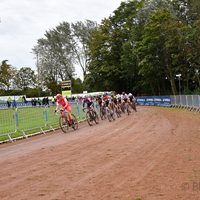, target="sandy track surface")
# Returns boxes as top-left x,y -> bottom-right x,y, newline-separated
1,106 -> 200,200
